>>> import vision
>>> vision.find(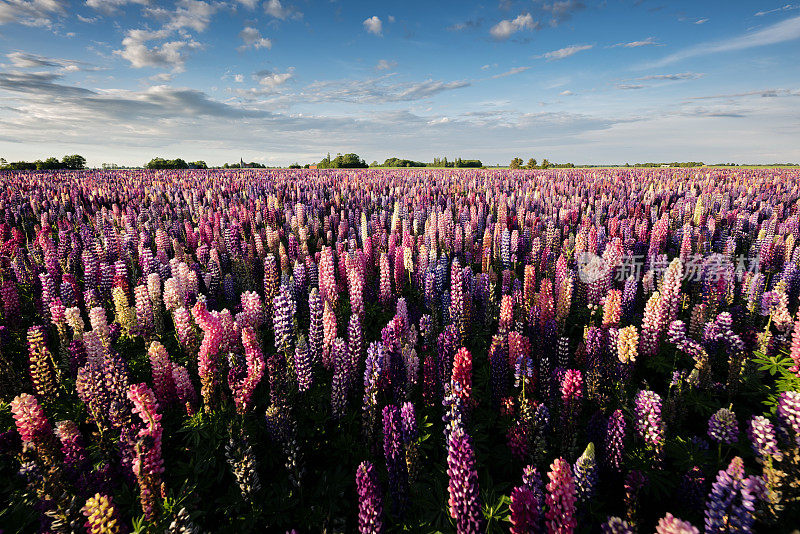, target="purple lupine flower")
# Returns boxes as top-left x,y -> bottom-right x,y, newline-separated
294,335 -> 312,392
356,461 -> 384,534
747,415 -> 778,458
707,407 -> 739,445
679,466 -> 707,512
776,390 -> 800,445
382,405 -> 409,517
446,425 -> 483,534
331,338 -> 349,419
509,486 -> 538,534
273,284 -> 295,355
624,470 -> 648,529
308,288 -> 323,367
704,457 -> 763,534
605,409 -> 626,473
